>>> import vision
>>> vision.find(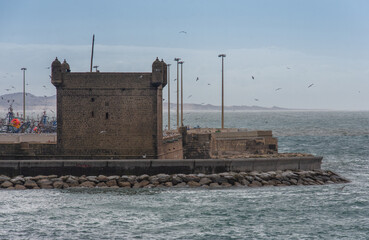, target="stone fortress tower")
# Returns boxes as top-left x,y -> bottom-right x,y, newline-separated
51,57 -> 172,158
